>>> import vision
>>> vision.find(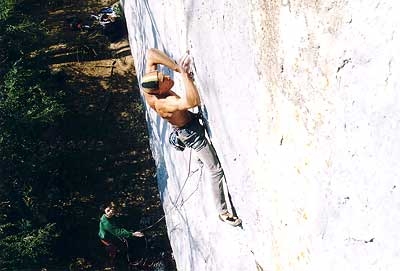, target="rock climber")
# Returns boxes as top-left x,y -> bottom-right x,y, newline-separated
140,48 -> 241,227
